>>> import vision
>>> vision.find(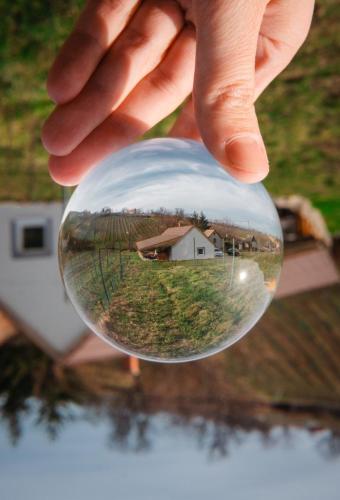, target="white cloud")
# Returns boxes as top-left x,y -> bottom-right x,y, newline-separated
66,139 -> 282,238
